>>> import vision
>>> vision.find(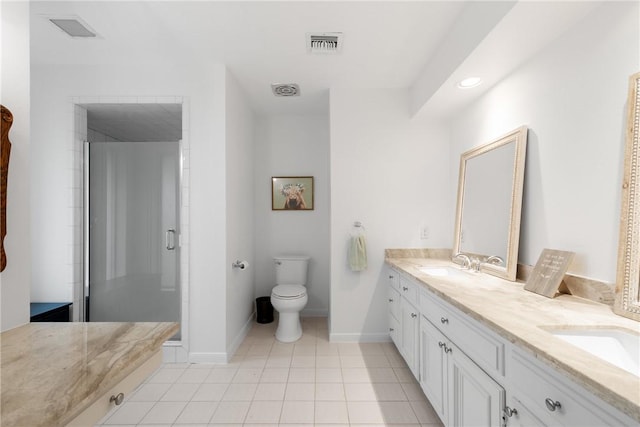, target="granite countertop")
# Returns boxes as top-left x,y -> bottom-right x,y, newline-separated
386,256 -> 640,422
1,322 -> 179,427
